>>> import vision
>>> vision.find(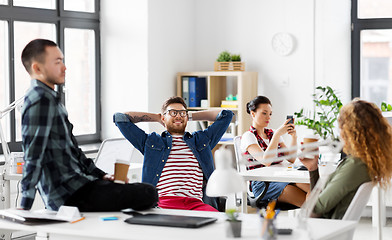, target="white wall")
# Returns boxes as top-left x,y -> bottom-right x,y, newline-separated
101,0 -> 149,139
315,0 -> 351,104
193,0 -> 351,139
101,0 -> 197,137
148,0 -> 196,133
101,0 -> 351,140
